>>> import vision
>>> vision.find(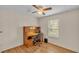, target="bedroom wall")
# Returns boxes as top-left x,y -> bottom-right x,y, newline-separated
38,8 -> 79,52
0,7 -> 38,52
